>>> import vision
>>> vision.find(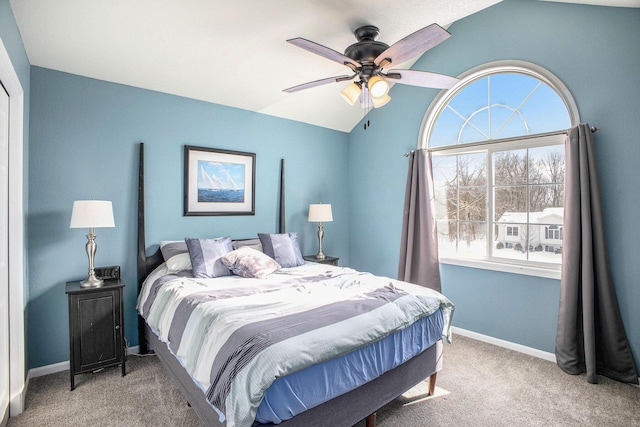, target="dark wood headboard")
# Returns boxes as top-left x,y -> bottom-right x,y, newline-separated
136,142 -> 285,352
